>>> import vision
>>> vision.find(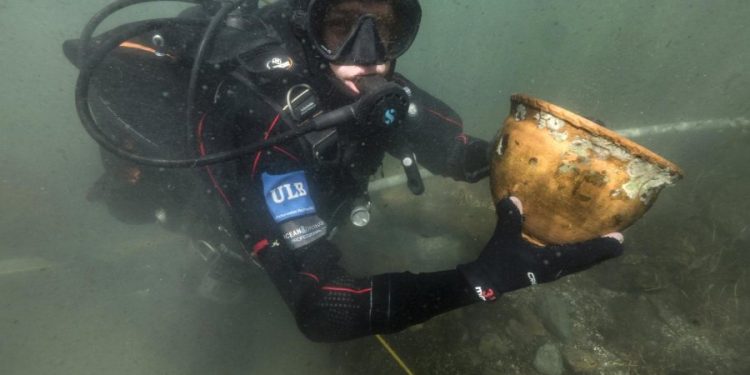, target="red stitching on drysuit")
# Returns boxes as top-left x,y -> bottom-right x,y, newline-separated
272,146 -> 300,162
426,107 -> 463,128
198,113 -> 254,257
251,113 -> 282,180
248,117 -> 301,177
302,275 -> 371,294
299,272 -> 320,283
252,238 -> 269,256
197,113 -> 232,207
321,286 -> 373,294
